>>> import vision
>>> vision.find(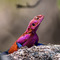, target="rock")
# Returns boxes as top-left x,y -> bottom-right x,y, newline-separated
1,45 -> 60,60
